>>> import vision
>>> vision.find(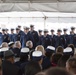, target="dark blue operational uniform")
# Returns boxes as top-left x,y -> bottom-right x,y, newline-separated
73,34 -> 76,47
69,27 -> 76,47
55,29 -> 65,48
69,34 -> 75,45
69,34 -> 76,47
0,32 -> 3,45
15,28 -> 21,41
29,25 -> 39,49
2,29 -> 10,43
20,48 -> 30,75
42,30 -> 52,49
63,29 -> 70,48
50,29 -> 56,47
42,46 -> 55,70
42,56 -> 52,70
38,30 -> 44,45
9,28 -> 16,42
15,28 -> 25,47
